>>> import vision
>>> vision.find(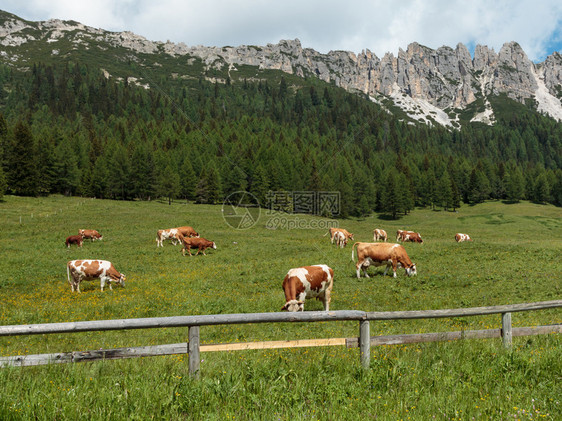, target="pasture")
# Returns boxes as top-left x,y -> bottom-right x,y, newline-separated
0,195 -> 561,420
